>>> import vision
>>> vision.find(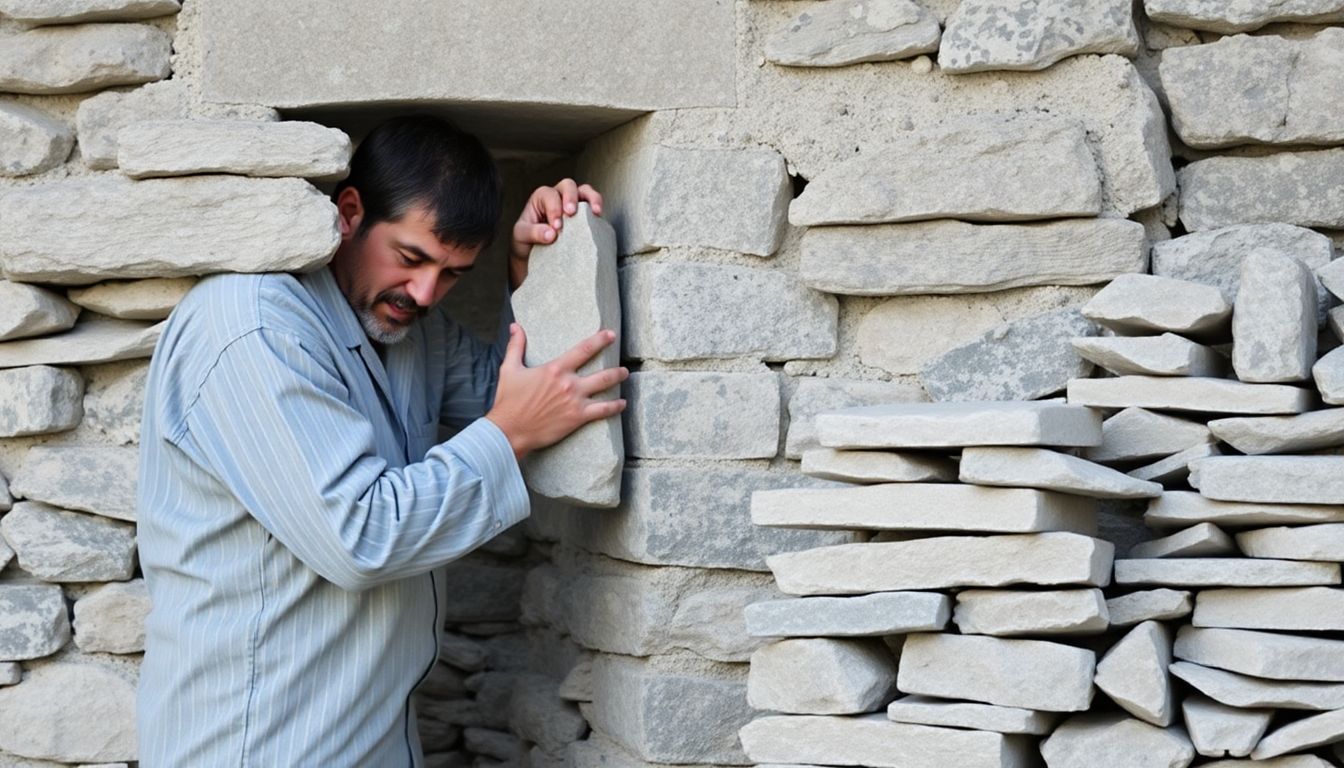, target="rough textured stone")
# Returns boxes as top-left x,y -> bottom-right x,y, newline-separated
0,663 -> 17,686
748,638 -> 896,714
74,80 -> 187,170
1238,525 -> 1344,562
0,283 -> 79,343
0,319 -> 160,370
507,675 -> 586,757
80,362 -> 146,446
0,367 -> 83,438
1084,408 -> 1210,464
1210,409 -> 1344,455
1255,708 -> 1344,760
789,117 -> 1102,226
739,714 -> 1034,767
1195,587 -> 1344,632
1191,456 -> 1344,505
0,585 -> 68,662
1161,30 -> 1344,148
1179,149 -> 1344,231
1171,660 -> 1344,711
785,378 -> 928,458
960,447 -> 1161,499
0,503 -> 135,582
1146,0 -> 1344,31
11,446 -> 137,522
885,695 -> 1058,736
938,0 -> 1139,73
765,0 -> 940,67
1314,346 -> 1344,404
799,448 -> 955,484
1115,558 -> 1339,588
1039,714 -> 1194,768
0,24 -> 169,94
624,372 -> 779,460
66,277 -> 194,321
800,219 -> 1145,296
1095,621 -> 1175,726
817,400 -> 1103,450
1176,626 -> 1344,681
1233,251 -> 1317,383
753,483 -> 1098,534
0,102 -> 72,178
0,655 -> 136,763
117,119 -> 351,180
1067,376 -> 1315,415
1071,334 -> 1225,377
1128,523 -> 1235,558
953,589 -> 1108,636
1151,224 -> 1333,315
1147,491 -> 1344,528
1128,438 -> 1220,485
620,263 -> 836,361
920,308 -> 1097,401
71,580 -> 147,654
0,176 -> 338,285
0,0 -> 179,24
744,592 -> 950,638
1106,589 -> 1192,626
898,633 -> 1095,712
1081,273 -> 1232,335
769,532 -> 1113,596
